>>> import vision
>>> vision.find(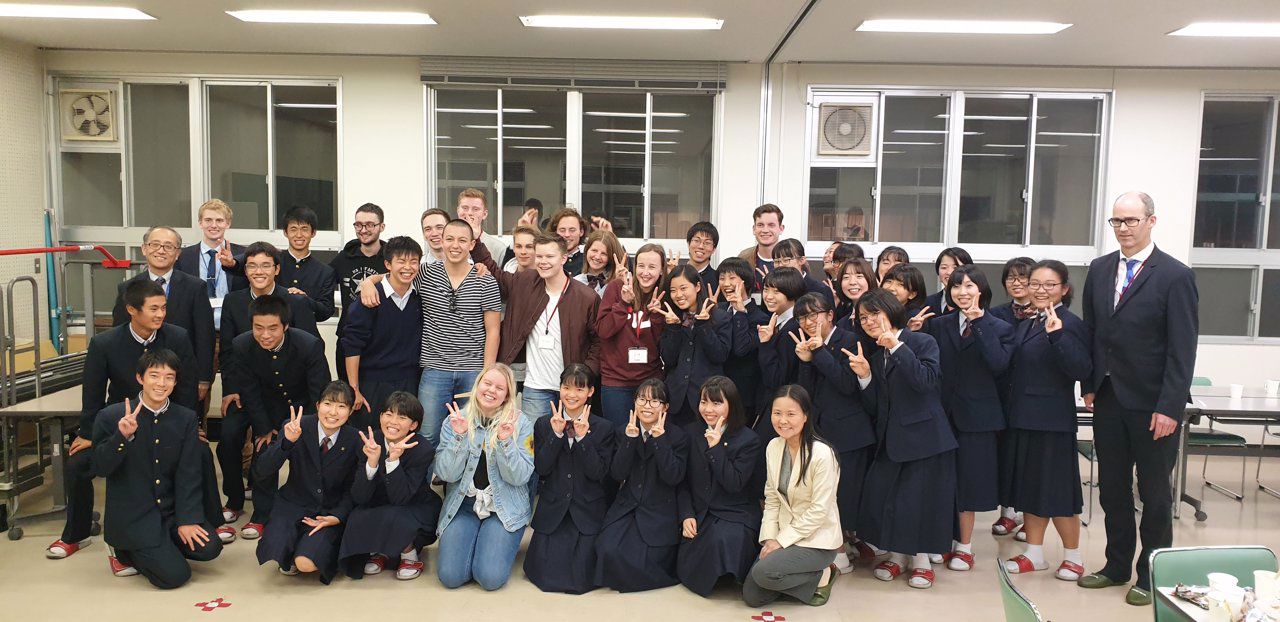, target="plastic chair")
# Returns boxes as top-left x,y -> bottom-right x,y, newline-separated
997,560 -> 1046,622
1258,425 -> 1280,499
1076,439 -> 1097,526
1189,425 -> 1248,501
1150,545 -> 1278,621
